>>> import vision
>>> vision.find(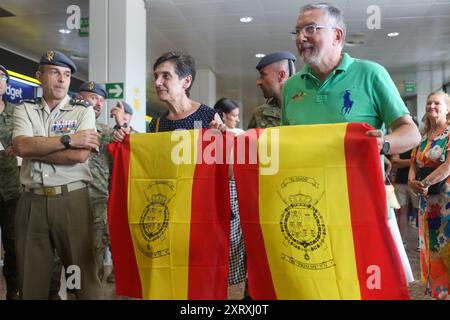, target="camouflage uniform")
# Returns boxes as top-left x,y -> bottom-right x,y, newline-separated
0,100 -> 21,299
247,98 -> 281,129
89,121 -> 114,280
